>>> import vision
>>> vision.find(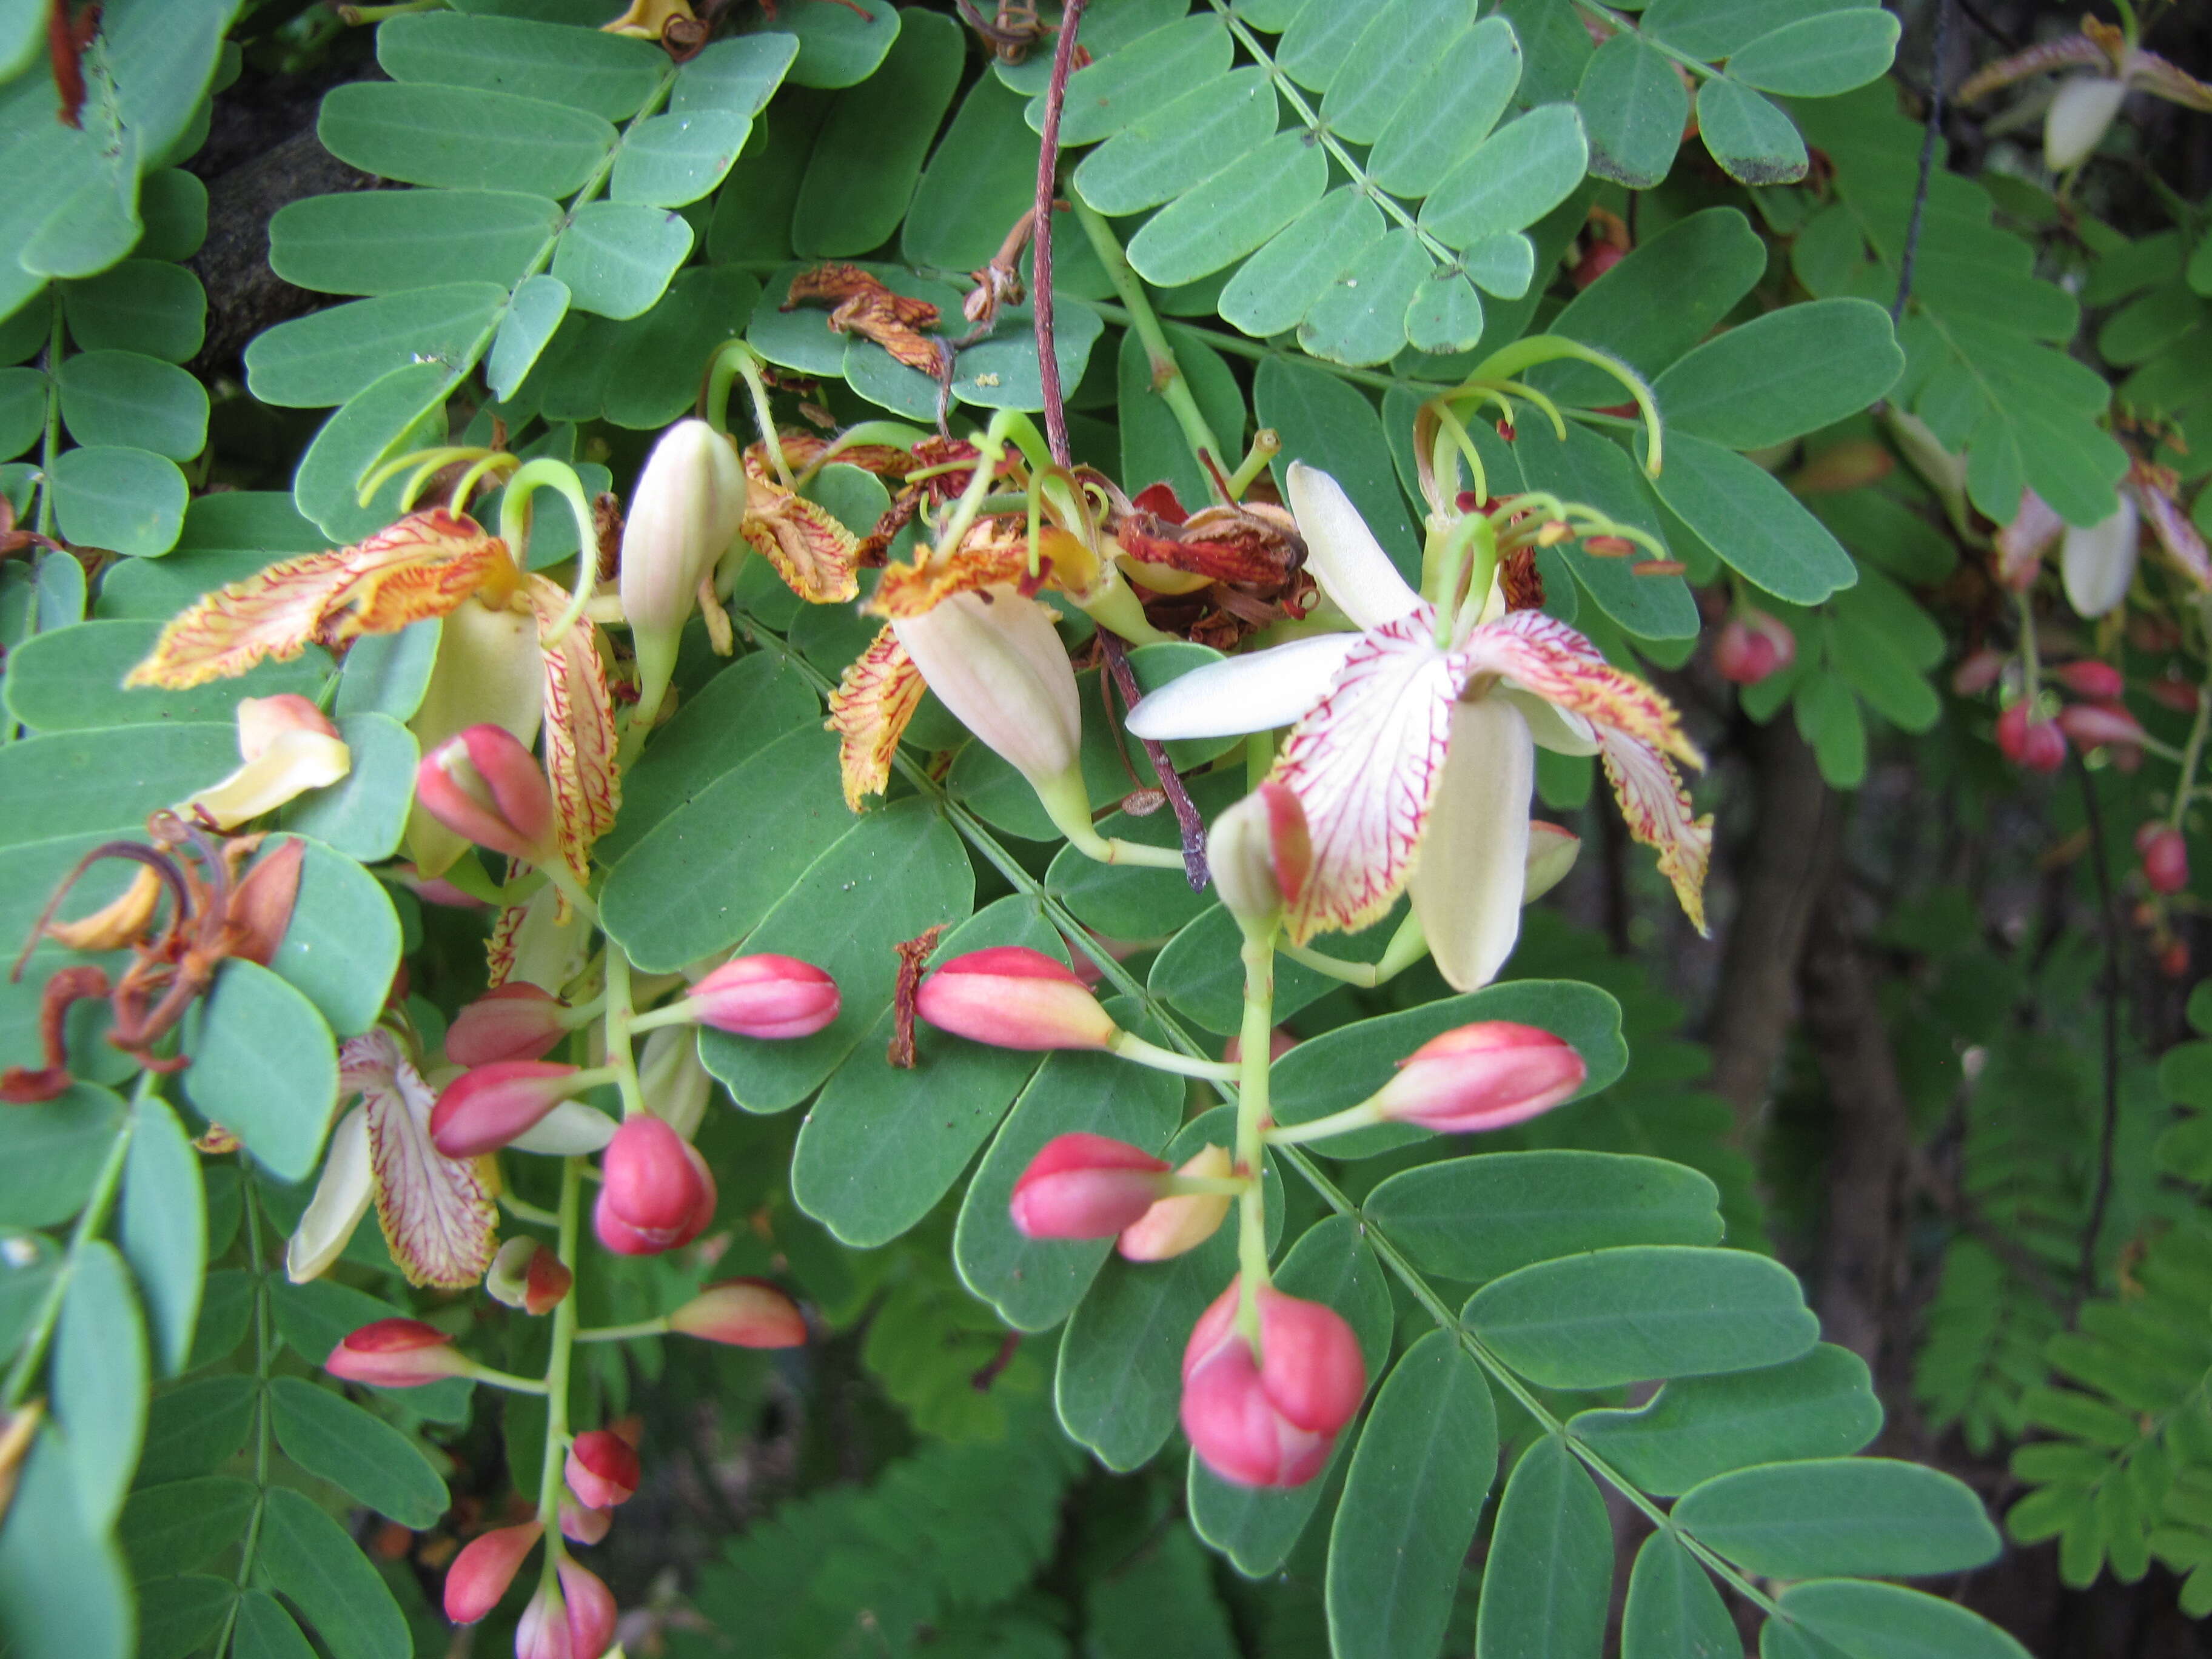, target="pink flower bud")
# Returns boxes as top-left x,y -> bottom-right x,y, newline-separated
517,1560 -> 617,1659
486,1238 -> 572,1316
2143,826 -> 2190,894
447,984 -> 572,1067
430,1062 -> 585,1158
443,1522 -> 541,1624
1369,1021 -> 1586,1133
1180,1280 -> 1365,1489
2053,660 -> 2125,700
1207,782 -> 1312,923
1010,1134 -> 1172,1239
689,955 -> 840,1039
2057,700 -> 2145,751
594,1116 -> 716,1255
1119,1144 -> 1233,1262
325,1318 -> 472,1388
1995,703 -> 2067,773
1714,611 -> 1795,686
1951,649 -> 2008,697
667,1279 -> 807,1348
916,947 -> 1119,1051
415,725 -> 553,864
560,1498 -> 611,1546
565,1429 -> 640,1510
